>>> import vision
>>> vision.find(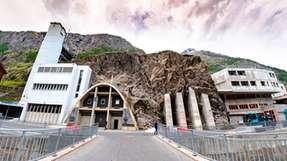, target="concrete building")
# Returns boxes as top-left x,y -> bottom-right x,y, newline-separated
0,62 -> 6,81
273,83 -> 287,98
19,22 -> 91,125
212,68 -> 282,124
